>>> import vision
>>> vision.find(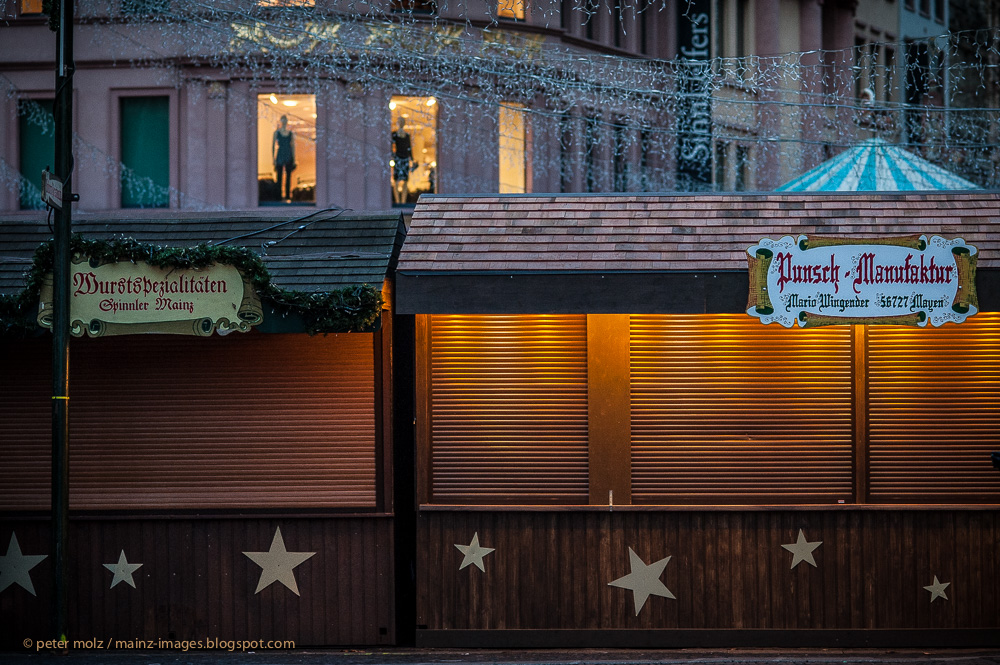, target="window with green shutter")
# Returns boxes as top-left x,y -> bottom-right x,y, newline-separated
17,99 -> 54,210
120,96 -> 169,208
